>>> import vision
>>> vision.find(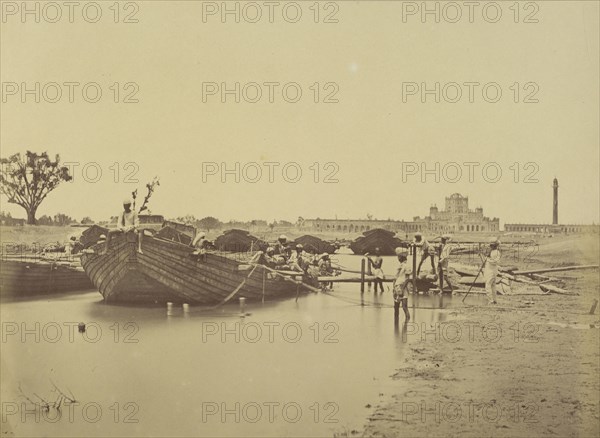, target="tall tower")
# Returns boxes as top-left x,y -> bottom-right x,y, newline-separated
552,178 -> 559,225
